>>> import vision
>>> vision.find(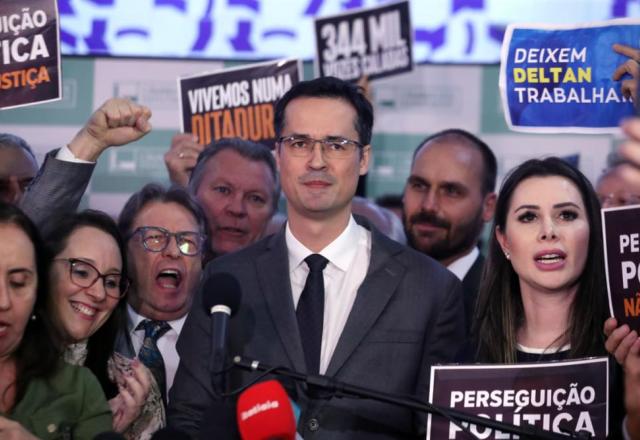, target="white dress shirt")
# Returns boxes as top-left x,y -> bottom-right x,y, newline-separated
127,304 -> 187,398
623,416 -> 631,440
286,215 -> 371,375
55,144 -> 94,163
446,247 -> 479,281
